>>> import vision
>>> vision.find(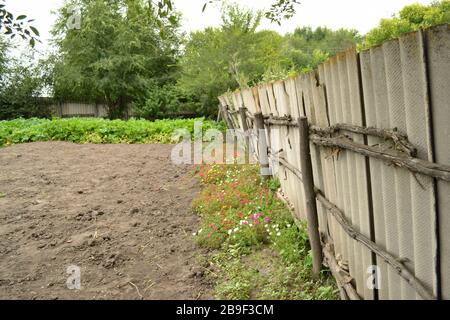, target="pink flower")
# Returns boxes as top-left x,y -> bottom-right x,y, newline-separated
264,217 -> 271,224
